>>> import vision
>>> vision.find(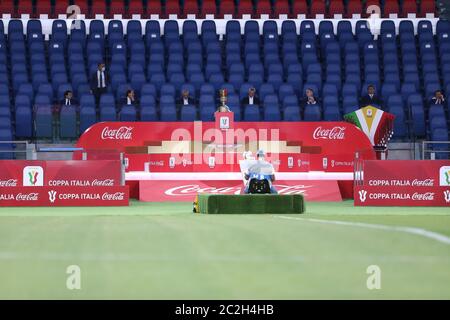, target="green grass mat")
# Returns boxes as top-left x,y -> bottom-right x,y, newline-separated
196,194 -> 305,214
